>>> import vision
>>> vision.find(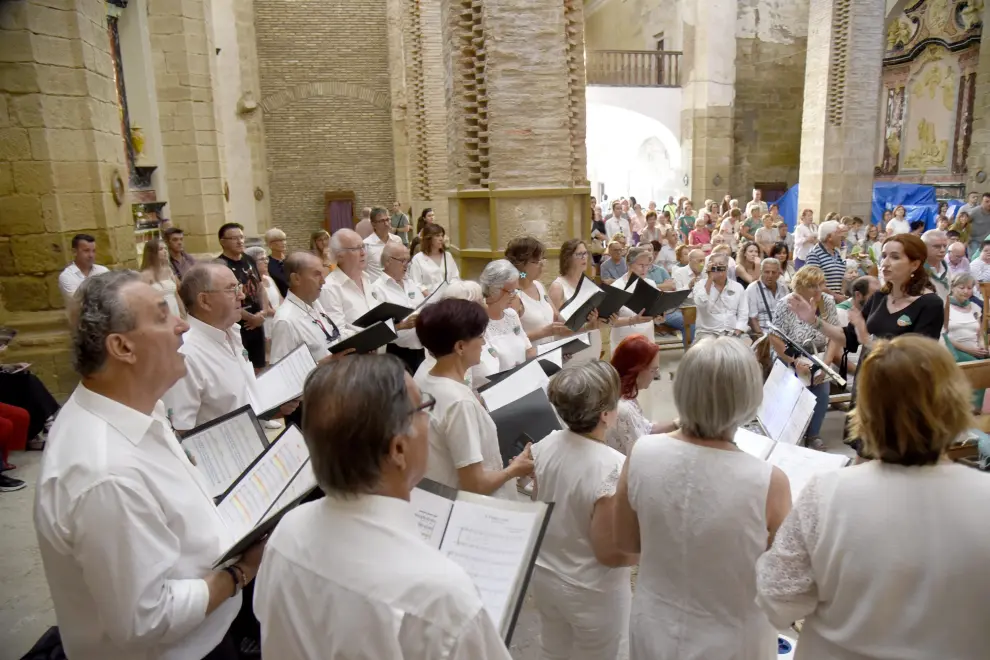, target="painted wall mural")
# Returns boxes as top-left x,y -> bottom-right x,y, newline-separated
876,0 -> 982,181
